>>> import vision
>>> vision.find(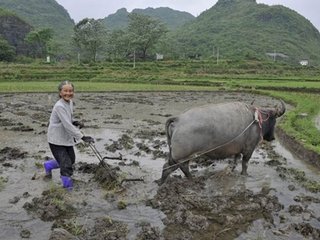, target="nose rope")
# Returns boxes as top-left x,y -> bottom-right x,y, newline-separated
258,109 -> 270,122
255,108 -> 271,141
162,111 -> 261,171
